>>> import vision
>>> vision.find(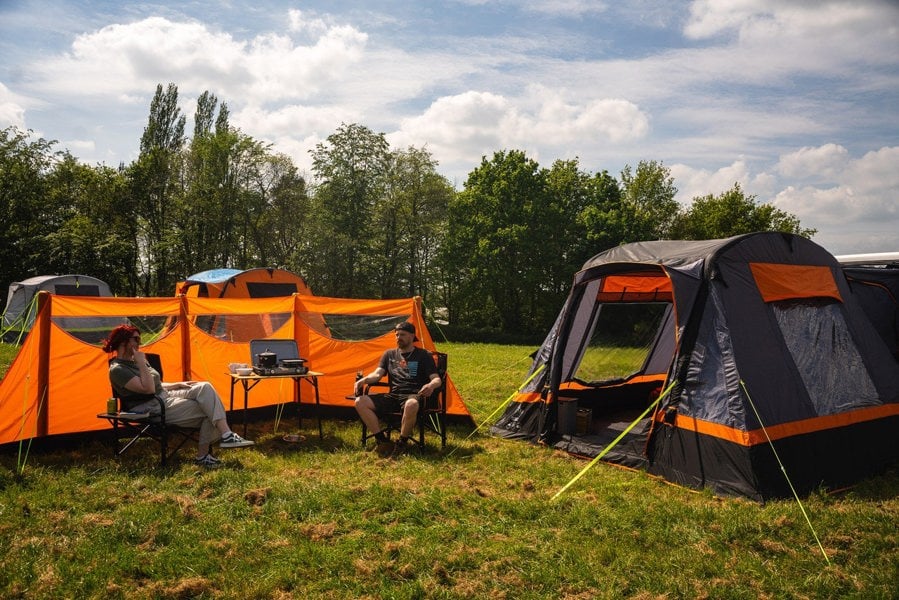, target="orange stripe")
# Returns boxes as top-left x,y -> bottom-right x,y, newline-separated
512,392 -> 543,404
657,403 -> 899,446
